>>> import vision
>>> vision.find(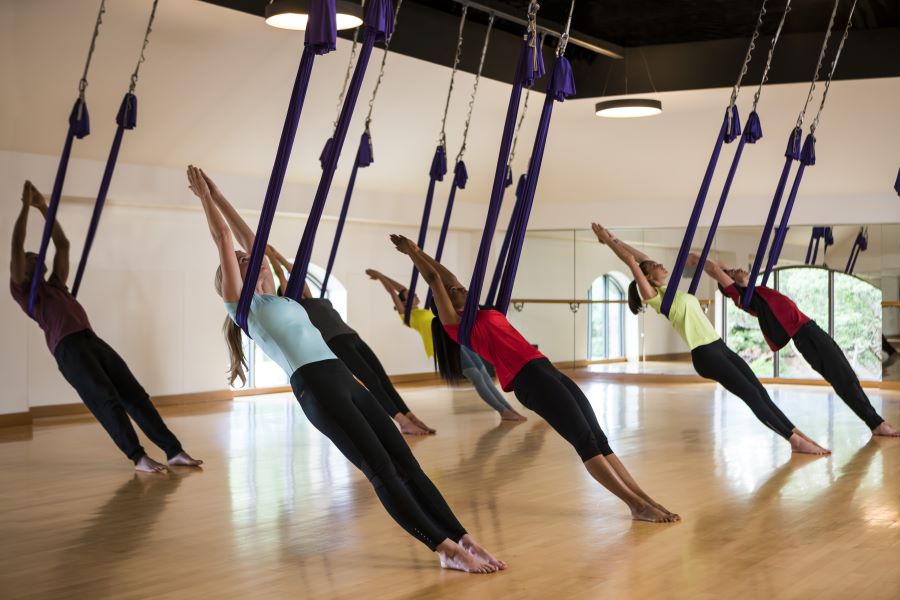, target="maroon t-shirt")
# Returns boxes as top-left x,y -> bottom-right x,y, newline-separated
721,283 -> 810,352
10,274 -> 92,353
